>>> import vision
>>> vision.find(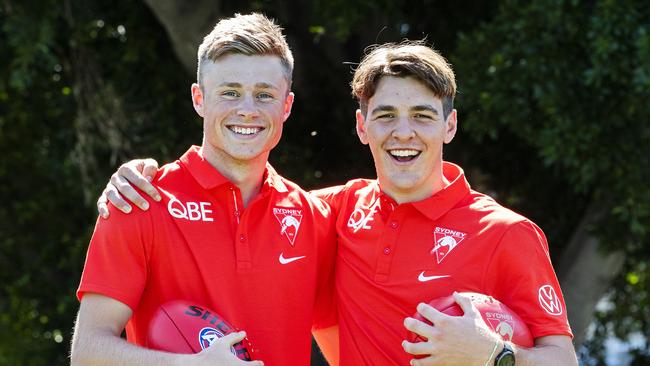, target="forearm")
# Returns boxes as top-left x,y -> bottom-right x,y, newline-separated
513,345 -> 578,366
71,326 -> 190,366
313,325 -> 340,366
511,336 -> 578,366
